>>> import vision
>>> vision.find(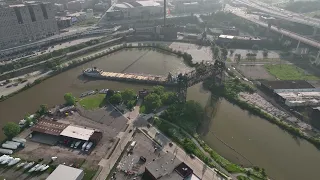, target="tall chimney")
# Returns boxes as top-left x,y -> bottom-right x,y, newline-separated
164,0 -> 166,26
